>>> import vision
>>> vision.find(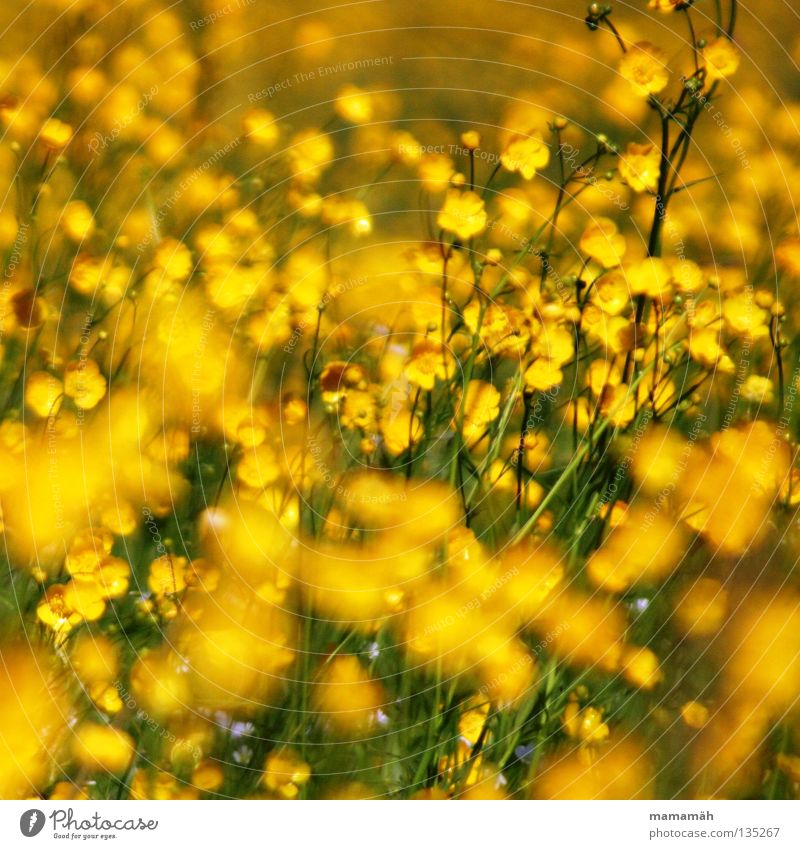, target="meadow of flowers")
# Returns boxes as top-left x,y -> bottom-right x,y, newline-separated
1,0 -> 799,801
